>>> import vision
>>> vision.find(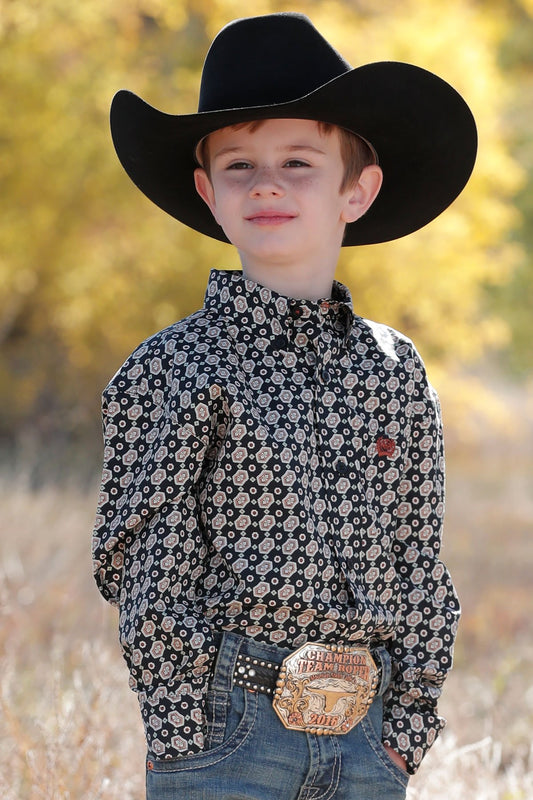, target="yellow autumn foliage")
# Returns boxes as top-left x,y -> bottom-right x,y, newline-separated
0,0 -> 526,441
